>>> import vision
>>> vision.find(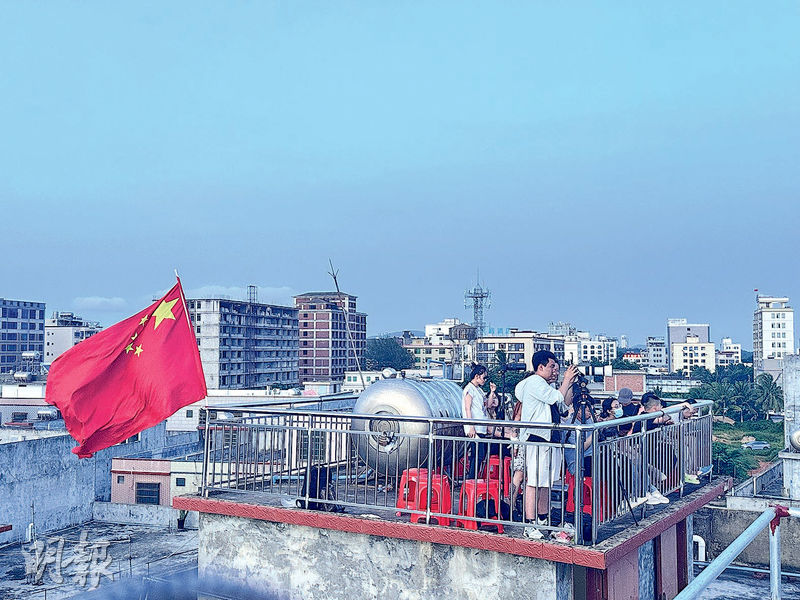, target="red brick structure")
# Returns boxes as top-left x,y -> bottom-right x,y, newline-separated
604,371 -> 646,394
294,292 -> 367,383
